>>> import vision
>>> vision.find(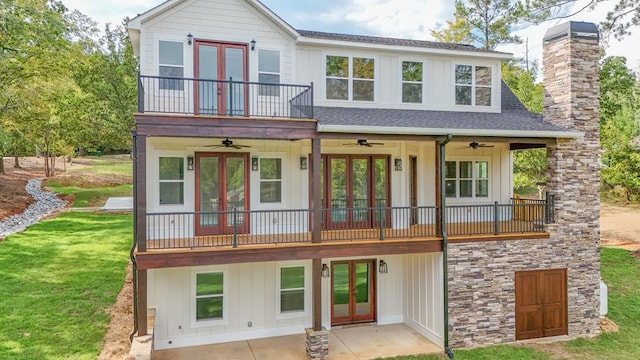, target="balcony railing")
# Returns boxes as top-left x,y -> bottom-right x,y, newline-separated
143,201 -> 554,250
137,74 -> 314,119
